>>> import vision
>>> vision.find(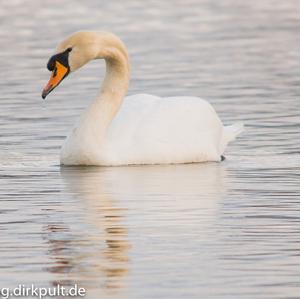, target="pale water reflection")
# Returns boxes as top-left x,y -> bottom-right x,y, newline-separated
61,167 -> 130,293
59,163 -> 226,298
